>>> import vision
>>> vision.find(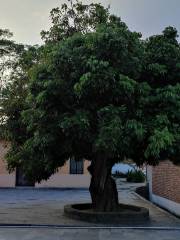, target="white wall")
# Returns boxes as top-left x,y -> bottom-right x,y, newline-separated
151,193 -> 180,217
